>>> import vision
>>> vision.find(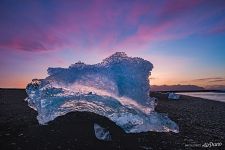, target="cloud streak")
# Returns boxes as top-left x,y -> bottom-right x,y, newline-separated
181,77 -> 225,85
0,0 -> 225,52
190,77 -> 225,82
